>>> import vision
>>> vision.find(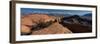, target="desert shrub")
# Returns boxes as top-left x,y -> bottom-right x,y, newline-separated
31,21 -> 54,31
